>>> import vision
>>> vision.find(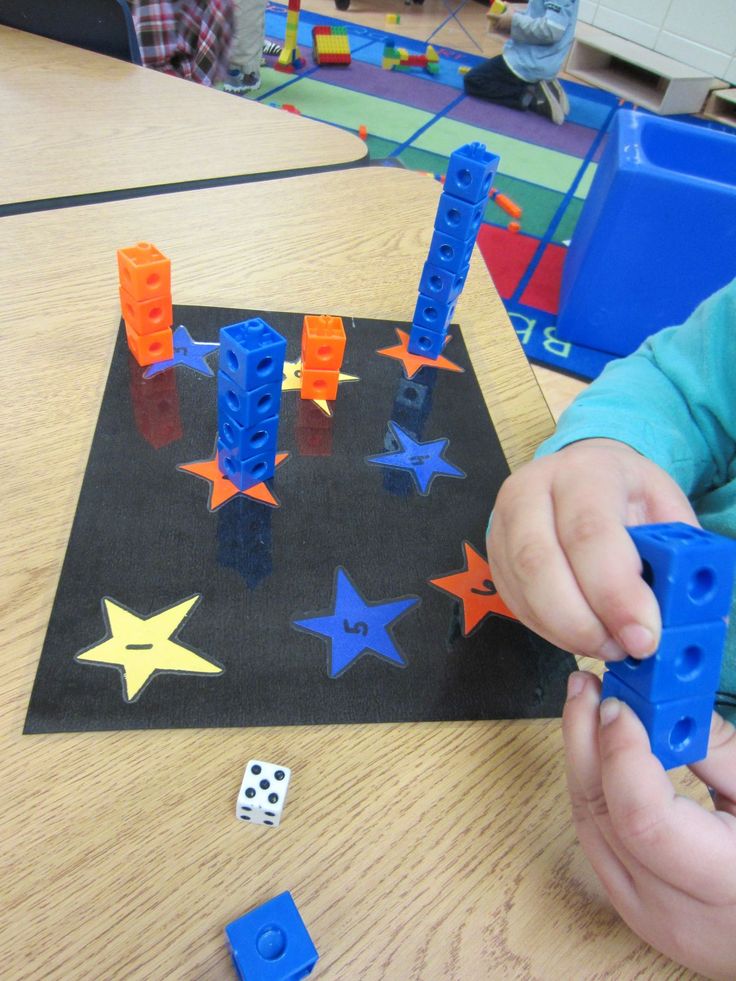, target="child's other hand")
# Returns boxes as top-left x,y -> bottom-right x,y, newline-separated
564,671 -> 736,979
486,438 -> 697,662
489,11 -> 514,33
